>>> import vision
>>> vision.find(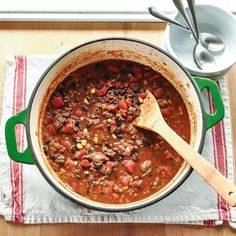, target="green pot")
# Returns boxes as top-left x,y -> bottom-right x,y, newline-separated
5,38 -> 225,212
